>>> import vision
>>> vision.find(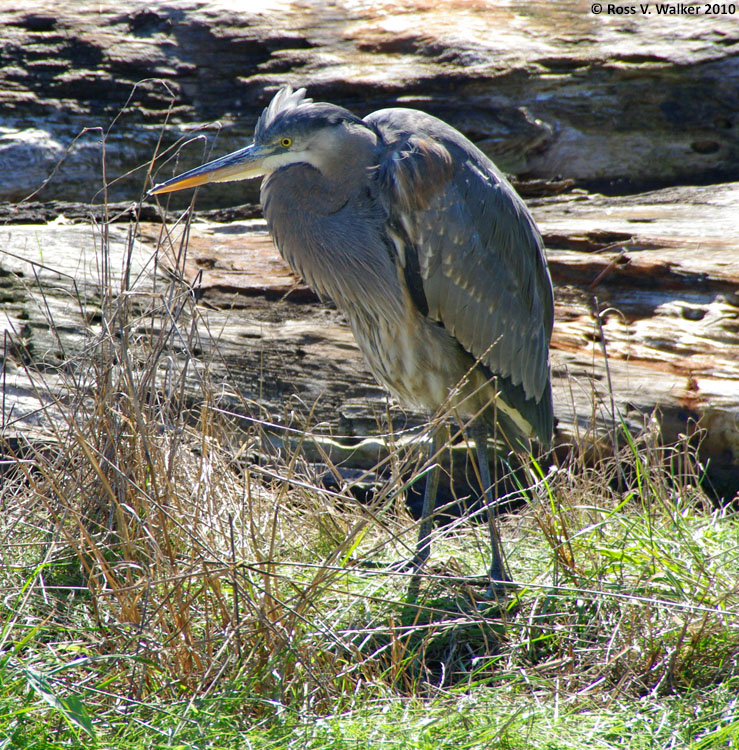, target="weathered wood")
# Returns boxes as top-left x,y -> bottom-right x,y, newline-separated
3,183 -> 738,497
1,1 -> 737,206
